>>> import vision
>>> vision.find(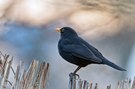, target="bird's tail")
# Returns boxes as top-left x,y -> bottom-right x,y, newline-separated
103,58 -> 126,71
